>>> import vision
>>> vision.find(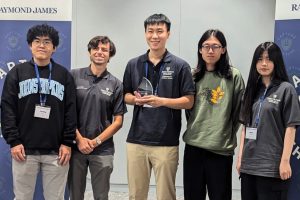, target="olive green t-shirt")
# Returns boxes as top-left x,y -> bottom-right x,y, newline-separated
183,67 -> 245,155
